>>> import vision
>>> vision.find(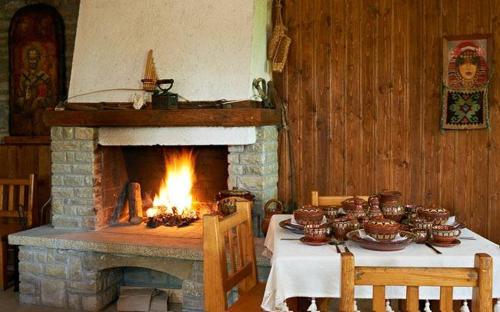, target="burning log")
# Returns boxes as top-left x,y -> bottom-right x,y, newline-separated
128,182 -> 143,225
145,205 -> 198,229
